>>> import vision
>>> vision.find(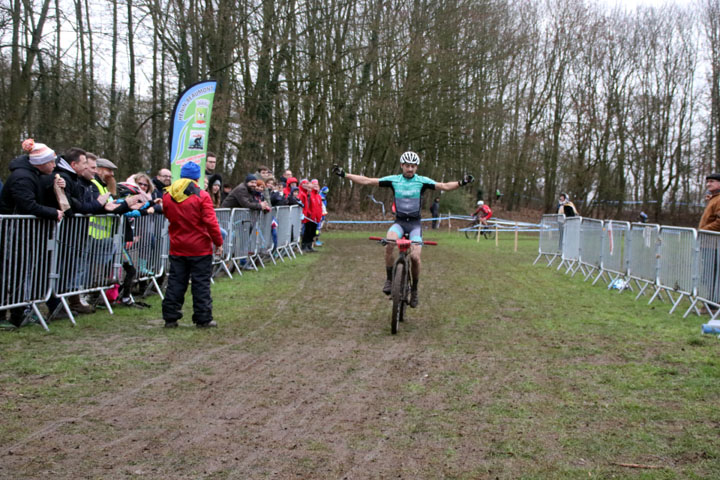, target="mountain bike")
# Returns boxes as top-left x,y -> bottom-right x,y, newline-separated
464,217 -> 495,240
369,236 -> 437,334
